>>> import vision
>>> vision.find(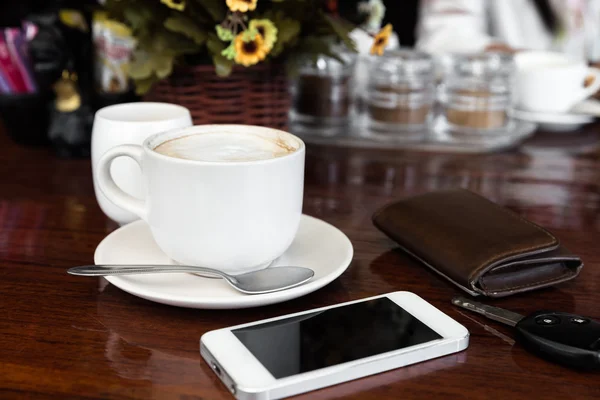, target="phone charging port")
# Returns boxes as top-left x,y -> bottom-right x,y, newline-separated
210,361 -> 222,376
